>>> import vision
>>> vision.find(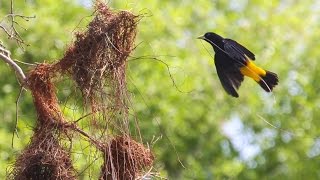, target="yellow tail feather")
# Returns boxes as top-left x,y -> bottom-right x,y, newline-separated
239,60 -> 266,82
